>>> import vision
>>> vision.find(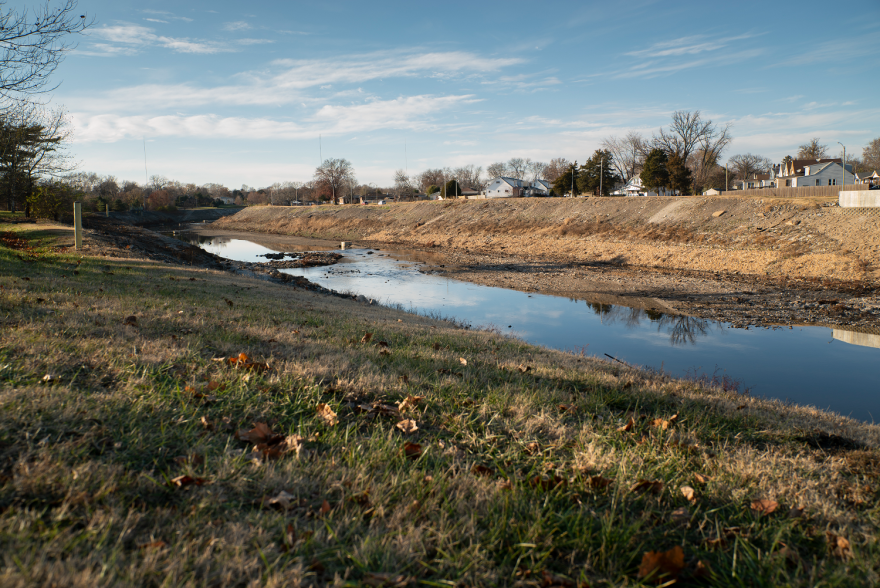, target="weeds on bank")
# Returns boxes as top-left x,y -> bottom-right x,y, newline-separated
1,222 -> 879,587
